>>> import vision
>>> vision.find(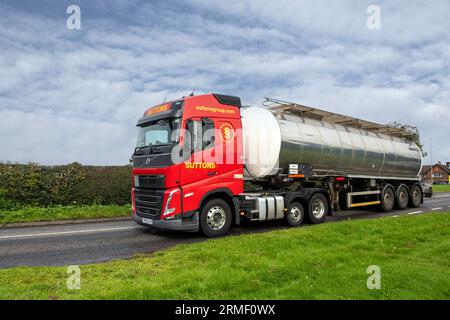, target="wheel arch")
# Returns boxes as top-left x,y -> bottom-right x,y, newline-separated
395,183 -> 409,196
198,188 -> 238,225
